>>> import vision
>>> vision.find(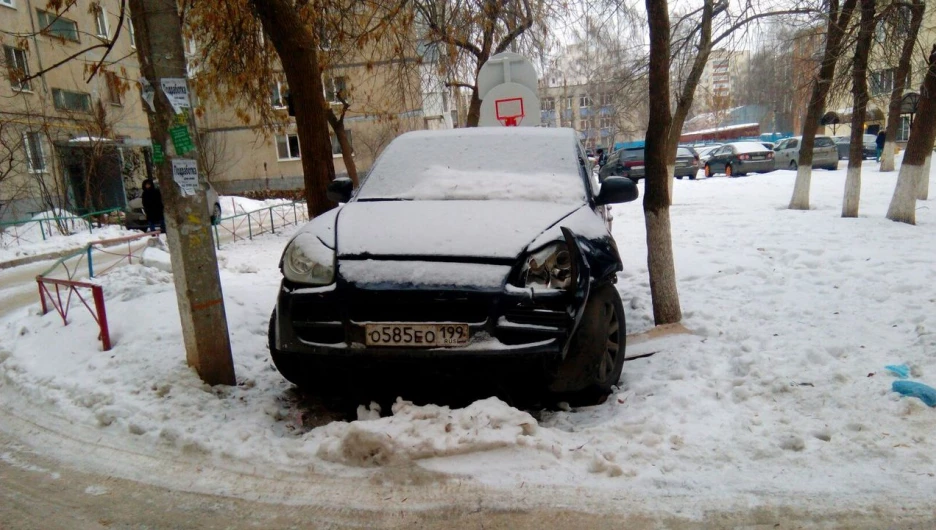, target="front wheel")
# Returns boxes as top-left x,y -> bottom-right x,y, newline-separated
790,160 -> 798,170
547,283 -> 626,403
725,164 -> 734,177
704,164 -> 712,178
676,175 -> 684,180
